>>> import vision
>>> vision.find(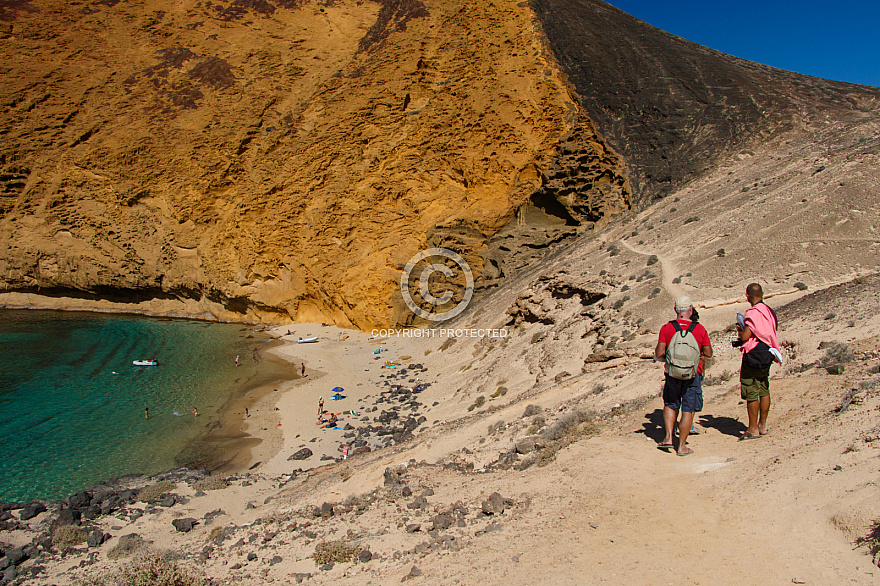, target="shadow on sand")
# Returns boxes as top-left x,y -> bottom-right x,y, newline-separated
696,414 -> 746,438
